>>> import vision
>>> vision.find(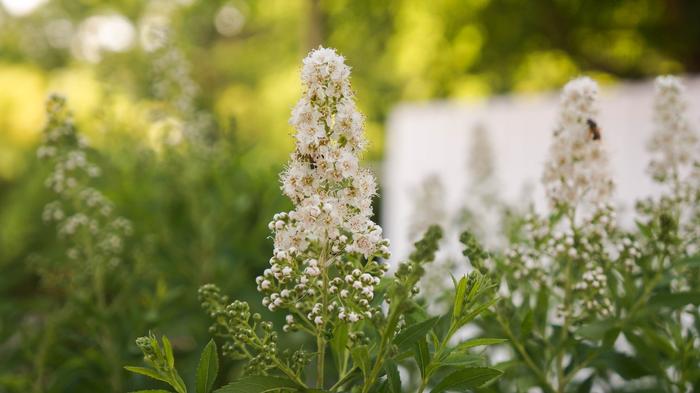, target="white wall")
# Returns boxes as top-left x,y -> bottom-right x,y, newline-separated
382,76 -> 700,263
